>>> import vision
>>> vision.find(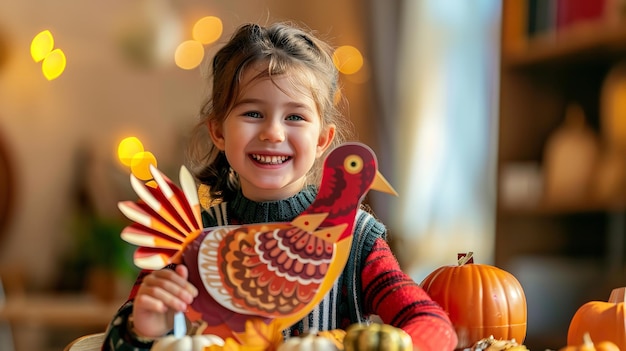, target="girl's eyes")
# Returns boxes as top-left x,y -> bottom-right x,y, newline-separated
242,111 -> 305,121
285,114 -> 305,121
244,111 -> 262,118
